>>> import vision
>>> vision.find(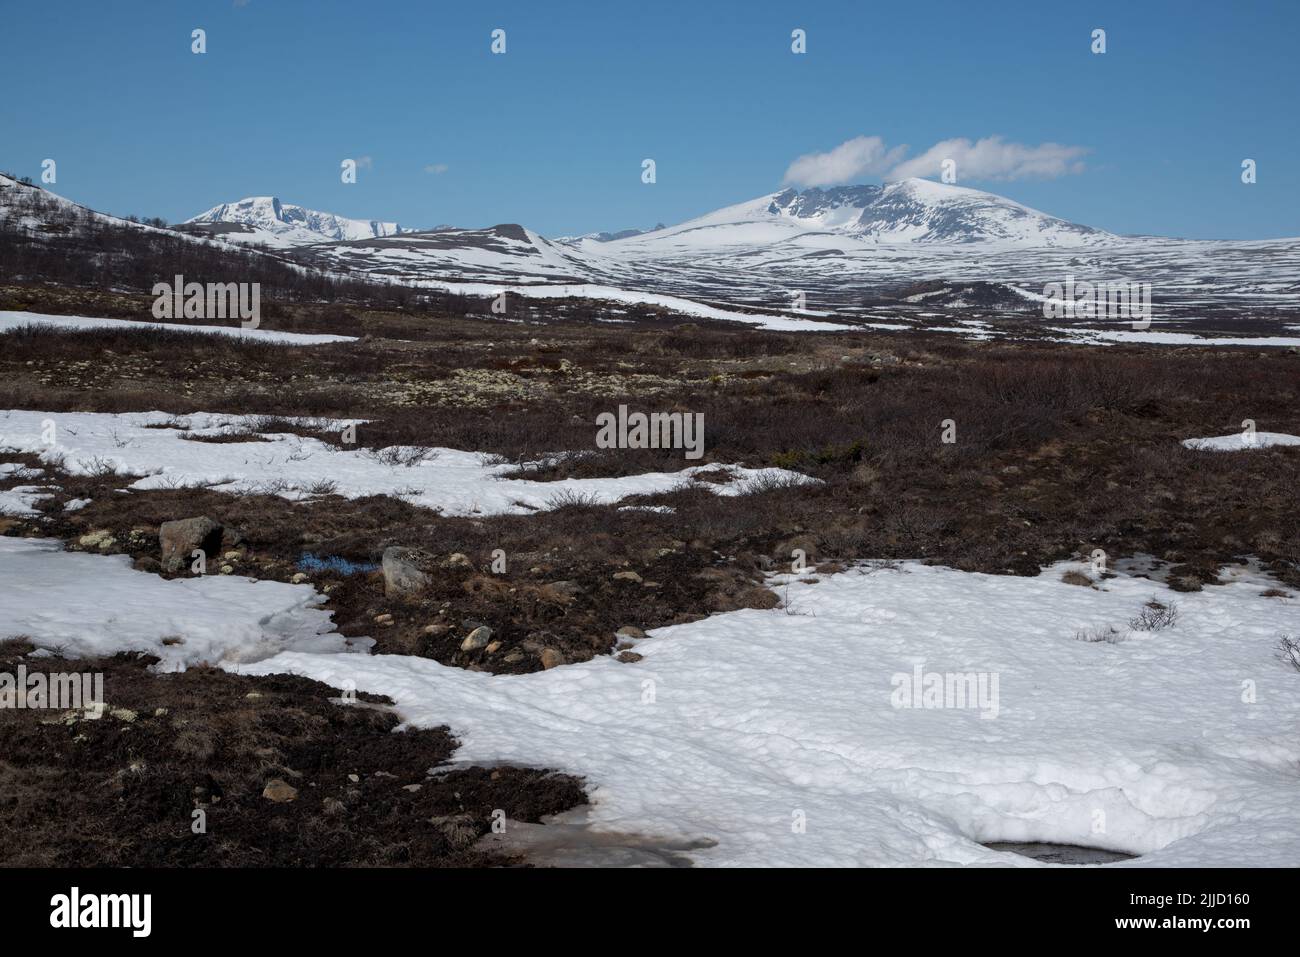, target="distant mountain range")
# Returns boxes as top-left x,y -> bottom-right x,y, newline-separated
183,178 -> 1113,250
5,170 -> 1298,334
